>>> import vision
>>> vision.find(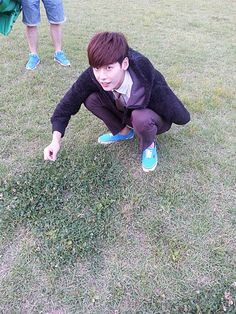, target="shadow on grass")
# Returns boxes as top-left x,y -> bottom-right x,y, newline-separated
0,145 -> 126,268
